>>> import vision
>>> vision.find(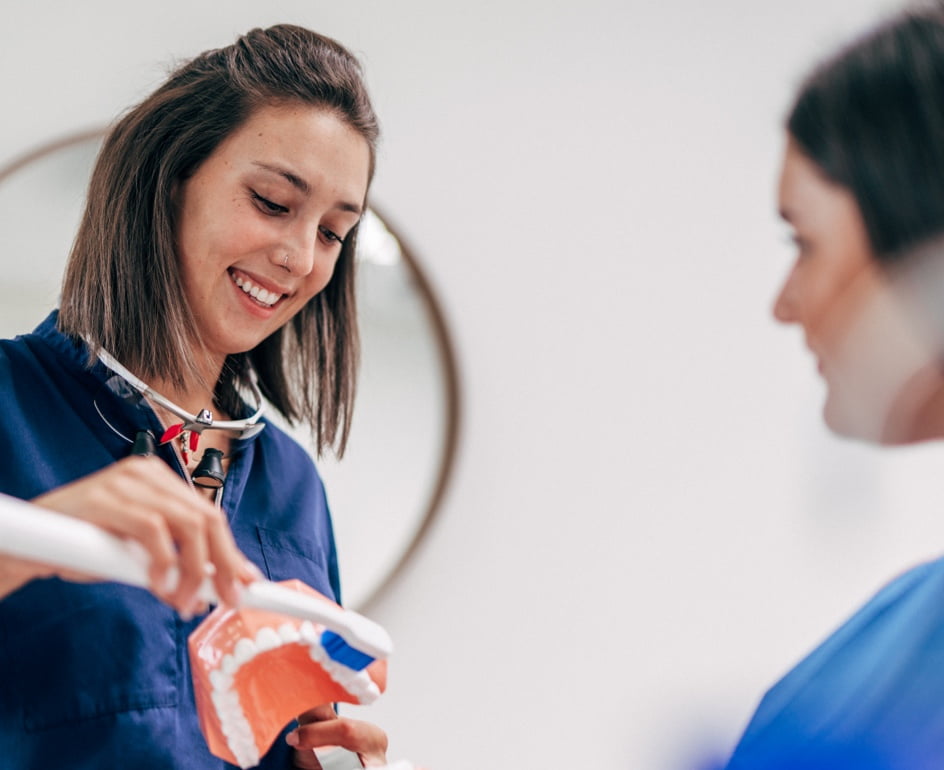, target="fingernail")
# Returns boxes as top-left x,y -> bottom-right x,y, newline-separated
285,731 -> 299,747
